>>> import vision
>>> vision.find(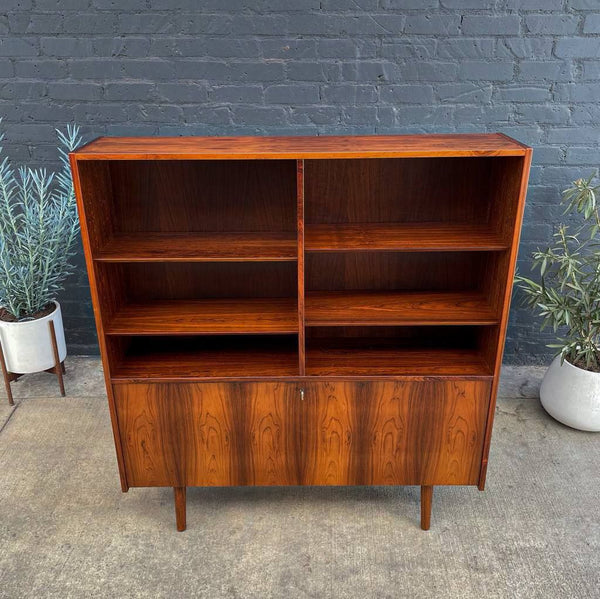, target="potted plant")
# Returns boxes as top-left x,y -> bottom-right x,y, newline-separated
0,123 -> 82,402
516,172 -> 600,431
